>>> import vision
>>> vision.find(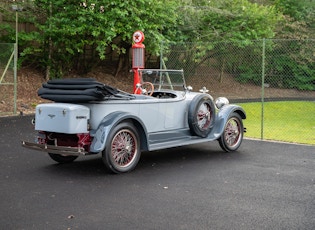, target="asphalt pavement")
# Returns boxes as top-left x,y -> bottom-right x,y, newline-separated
1,115 -> 314,230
